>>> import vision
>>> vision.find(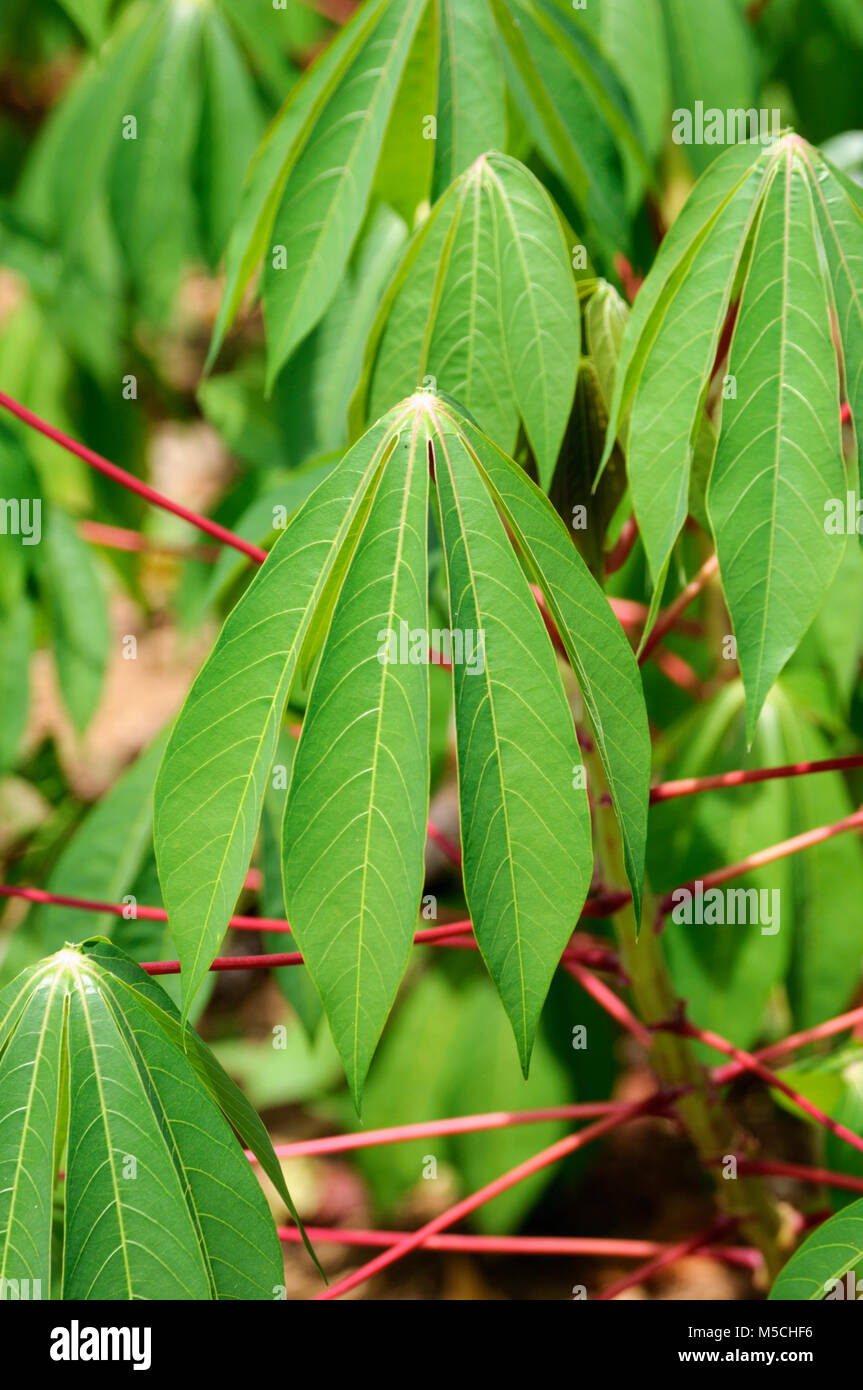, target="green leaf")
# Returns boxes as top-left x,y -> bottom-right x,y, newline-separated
368,153 -> 579,487
95,971 -> 285,1299
774,688 -> 863,1030
660,0 -> 757,174
206,0 -> 395,369
109,3 -> 203,305
154,411 -> 401,1020
708,149 -> 845,741
262,0 -> 429,385
371,0 -> 439,224
56,0 -> 111,49
196,4 -> 264,267
0,940 -> 306,1297
465,420 -> 649,918
0,595 -> 32,774
591,0 -> 670,158
433,0 -> 506,197
0,969 -> 66,1293
446,975 -> 571,1233
348,968 -> 460,1212
64,965 -> 213,1298
78,937 -> 314,1266
808,150 -> 863,490
601,140 -> 770,475
653,688 -> 792,1051
491,0 -> 641,250
620,150 -> 771,583
31,735 -> 166,955
41,508 -> 110,733
283,412 -> 431,1107
770,1198 -> 863,1299
431,402 -> 592,1072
